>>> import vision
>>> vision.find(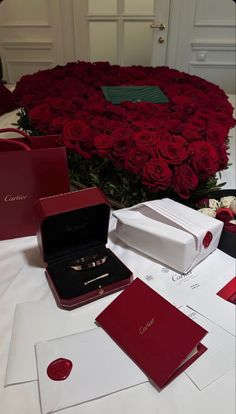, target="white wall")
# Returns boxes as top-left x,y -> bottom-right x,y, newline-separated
0,0 -> 66,82
0,0 -> 235,92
